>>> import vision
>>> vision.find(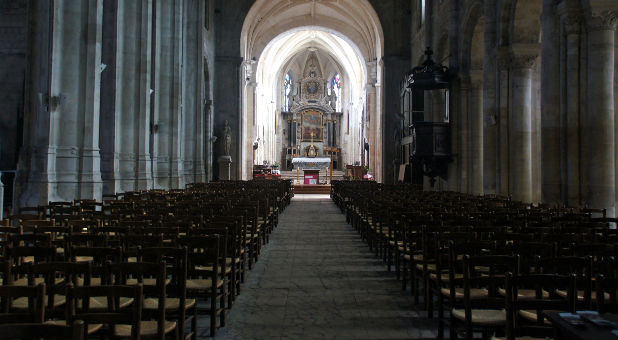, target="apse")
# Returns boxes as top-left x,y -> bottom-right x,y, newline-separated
252,29 -> 366,172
